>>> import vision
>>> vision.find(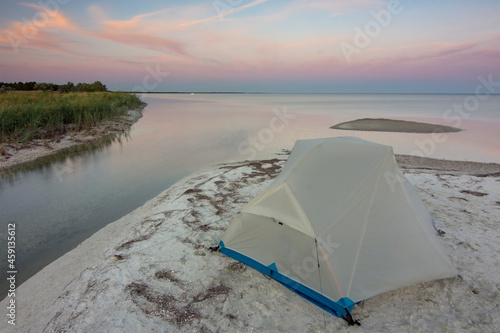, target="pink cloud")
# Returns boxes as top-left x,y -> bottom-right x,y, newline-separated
338,39 -> 500,81
103,9 -> 170,30
83,6 -> 189,57
1,5 -> 181,58
94,30 -> 187,56
403,42 -> 478,63
0,16 -> 81,56
21,3 -> 77,29
193,33 -> 500,84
